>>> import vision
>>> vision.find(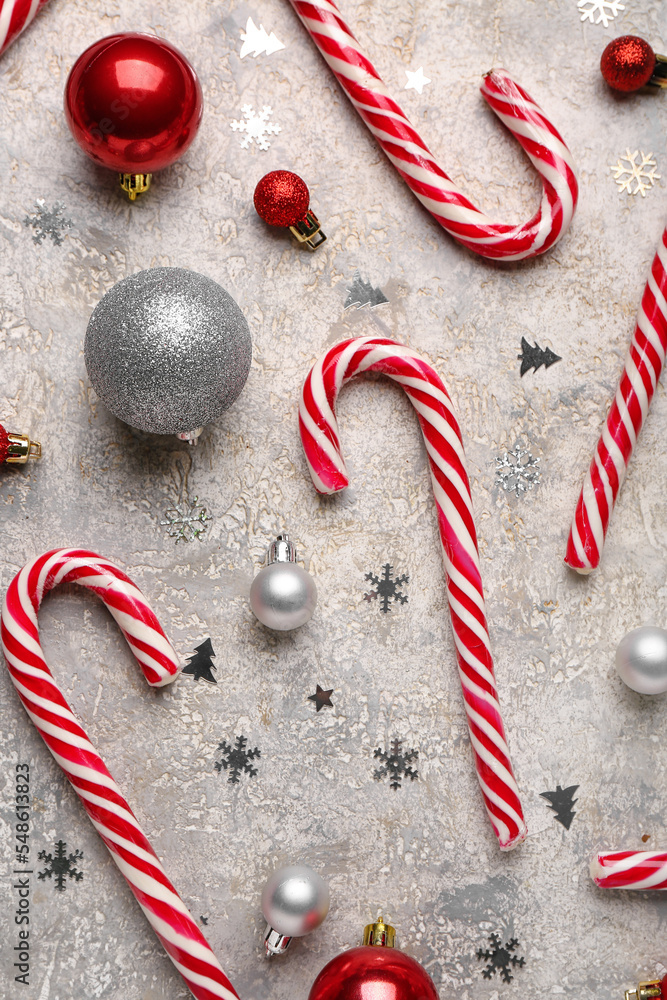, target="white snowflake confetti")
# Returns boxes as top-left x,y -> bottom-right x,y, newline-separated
495,446 -> 541,498
161,496 -> 211,542
24,200 -> 73,245
404,66 -> 431,94
577,0 -> 625,27
230,105 -> 282,151
239,16 -> 285,58
610,149 -> 661,197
